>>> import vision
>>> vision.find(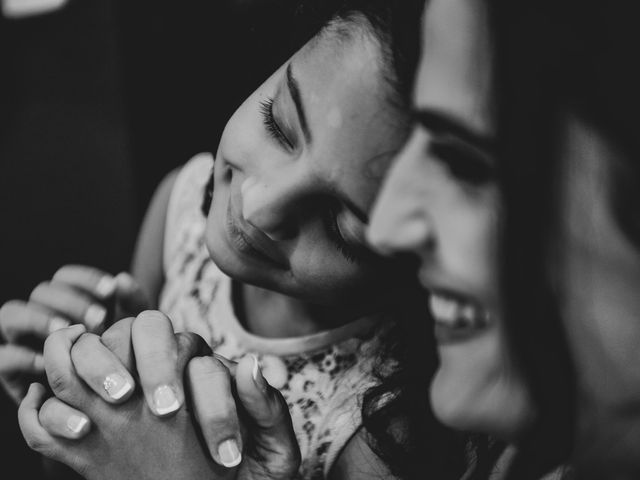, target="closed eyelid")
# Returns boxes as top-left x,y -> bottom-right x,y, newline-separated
286,63 -> 312,145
